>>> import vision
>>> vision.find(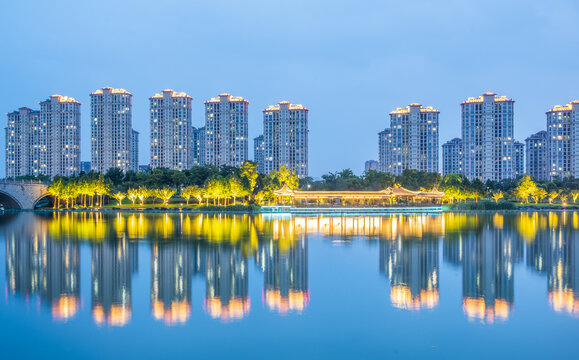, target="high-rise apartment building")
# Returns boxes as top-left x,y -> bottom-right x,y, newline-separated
442,138 -> 463,176
461,92 -> 515,181
514,141 -> 525,177
254,135 -> 264,174
40,95 -> 81,177
6,95 -> 80,178
90,87 -> 137,173
379,103 -> 439,175
378,129 -> 392,173
204,93 -> 248,167
525,131 -> 548,181
150,90 -> 192,170
259,101 -> 308,178
6,107 -> 40,178
192,126 -> 205,166
546,101 -> 579,179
